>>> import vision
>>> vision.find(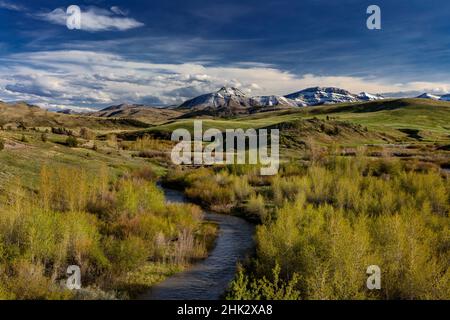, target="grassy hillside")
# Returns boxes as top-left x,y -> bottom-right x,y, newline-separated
116,98 -> 450,146
87,104 -> 184,125
0,129 -> 160,192
242,98 -> 450,140
0,102 -> 150,131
